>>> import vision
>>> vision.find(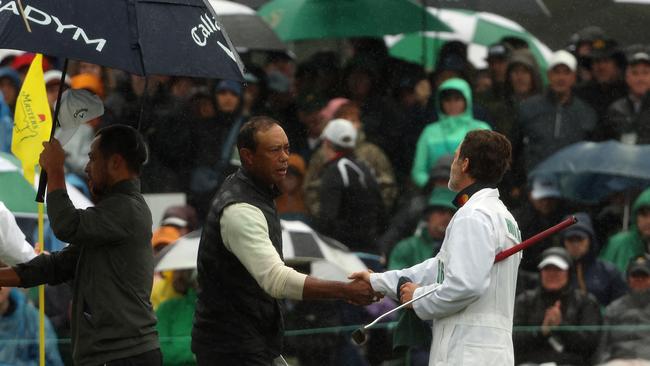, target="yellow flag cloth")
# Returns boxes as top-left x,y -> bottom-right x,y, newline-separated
11,54 -> 52,184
